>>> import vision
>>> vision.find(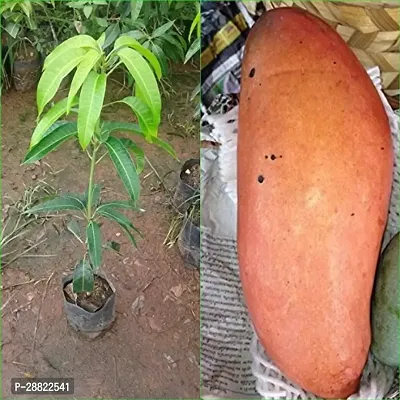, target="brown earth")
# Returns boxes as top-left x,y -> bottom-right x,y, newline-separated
1,64 -> 200,399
